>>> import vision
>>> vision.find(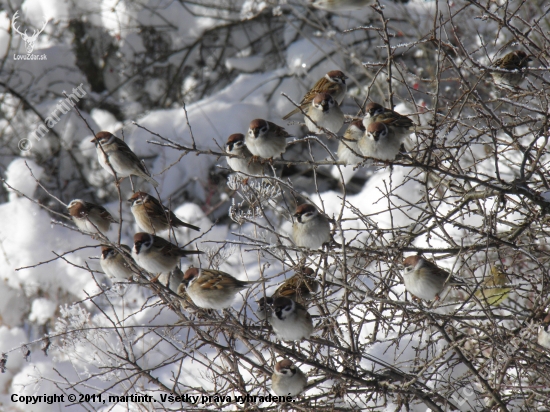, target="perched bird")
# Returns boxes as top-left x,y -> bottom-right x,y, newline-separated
272,267 -> 319,303
128,192 -> 200,234
272,359 -> 307,397
91,131 -> 159,187
181,267 -> 258,310
337,120 -> 366,165
304,93 -> 345,134
538,312 -> 550,350
268,297 -> 314,341
245,119 -> 291,160
310,0 -> 372,12
292,204 -> 331,249
473,265 -> 511,306
283,70 -> 348,120
362,102 -> 426,142
402,255 -> 463,301
67,199 -> 118,234
132,233 -> 203,275
100,245 -> 136,281
358,122 -> 402,161
491,50 -> 532,87
225,133 -> 264,176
